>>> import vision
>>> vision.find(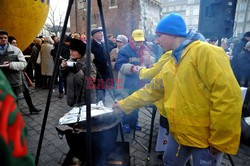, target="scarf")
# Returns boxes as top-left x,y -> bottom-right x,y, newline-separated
0,44 -> 8,55
172,30 -> 206,64
129,38 -> 147,65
